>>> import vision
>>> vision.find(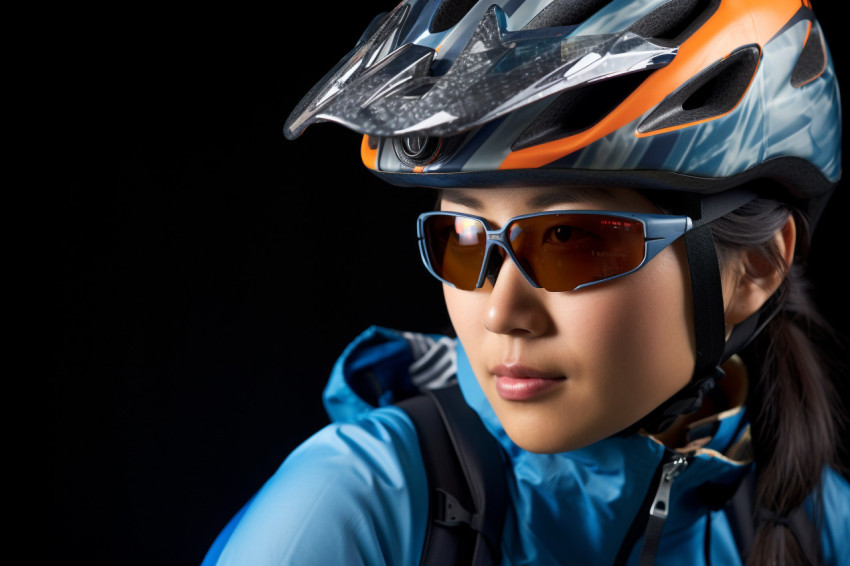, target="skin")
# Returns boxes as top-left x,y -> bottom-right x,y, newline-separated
440,186 -> 793,454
